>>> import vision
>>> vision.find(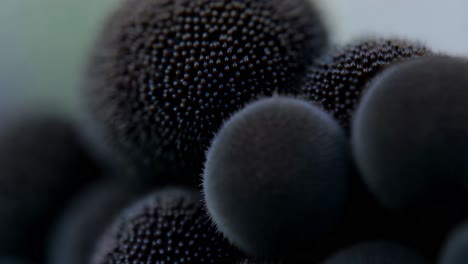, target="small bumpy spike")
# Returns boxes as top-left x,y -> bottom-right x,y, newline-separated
84,0 -> 328,181
92,187 -> 244,263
